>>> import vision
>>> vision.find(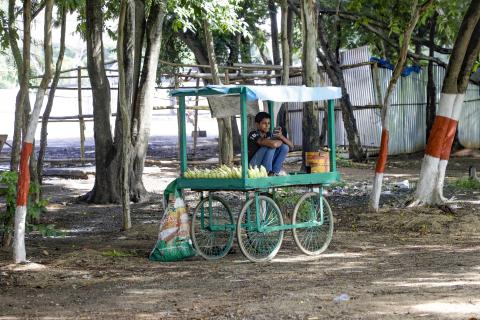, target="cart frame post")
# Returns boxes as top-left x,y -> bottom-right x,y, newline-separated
240,88 -> 248,180
179,96 -> 188,175
327,99 -> 336,172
